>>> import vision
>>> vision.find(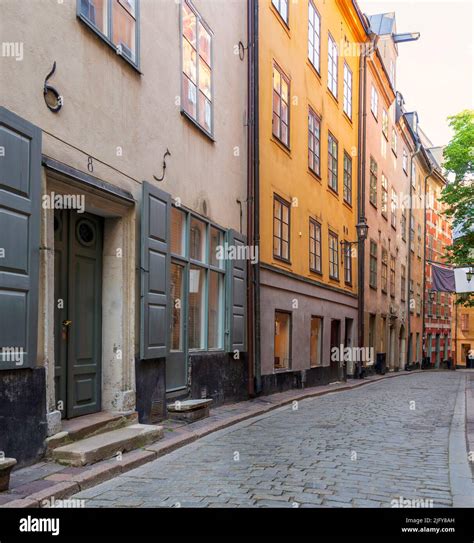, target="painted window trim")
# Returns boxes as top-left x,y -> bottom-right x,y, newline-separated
271,0 -> 289,27
343,150 -> 352,206
343,62 -> 353,120
170,204 -> 226,354
328,131 -> 339,193
308,107 -> 321,177
327,32 -> 338,99
308,1 -> 321,74
76,0 -> 141,71
273,194 -> 291,263
309,217 -> 322,274
274,310 -> 293,371
328,230 -> 340,281
272,62 -> 291,150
